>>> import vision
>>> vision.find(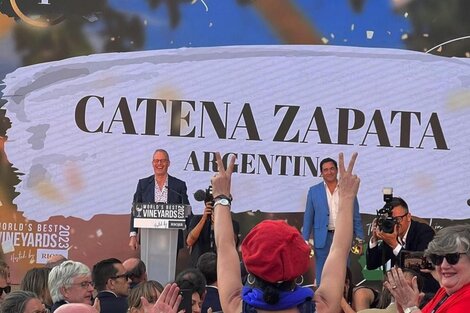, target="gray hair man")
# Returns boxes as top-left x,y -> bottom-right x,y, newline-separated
48,260 -> 95,312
